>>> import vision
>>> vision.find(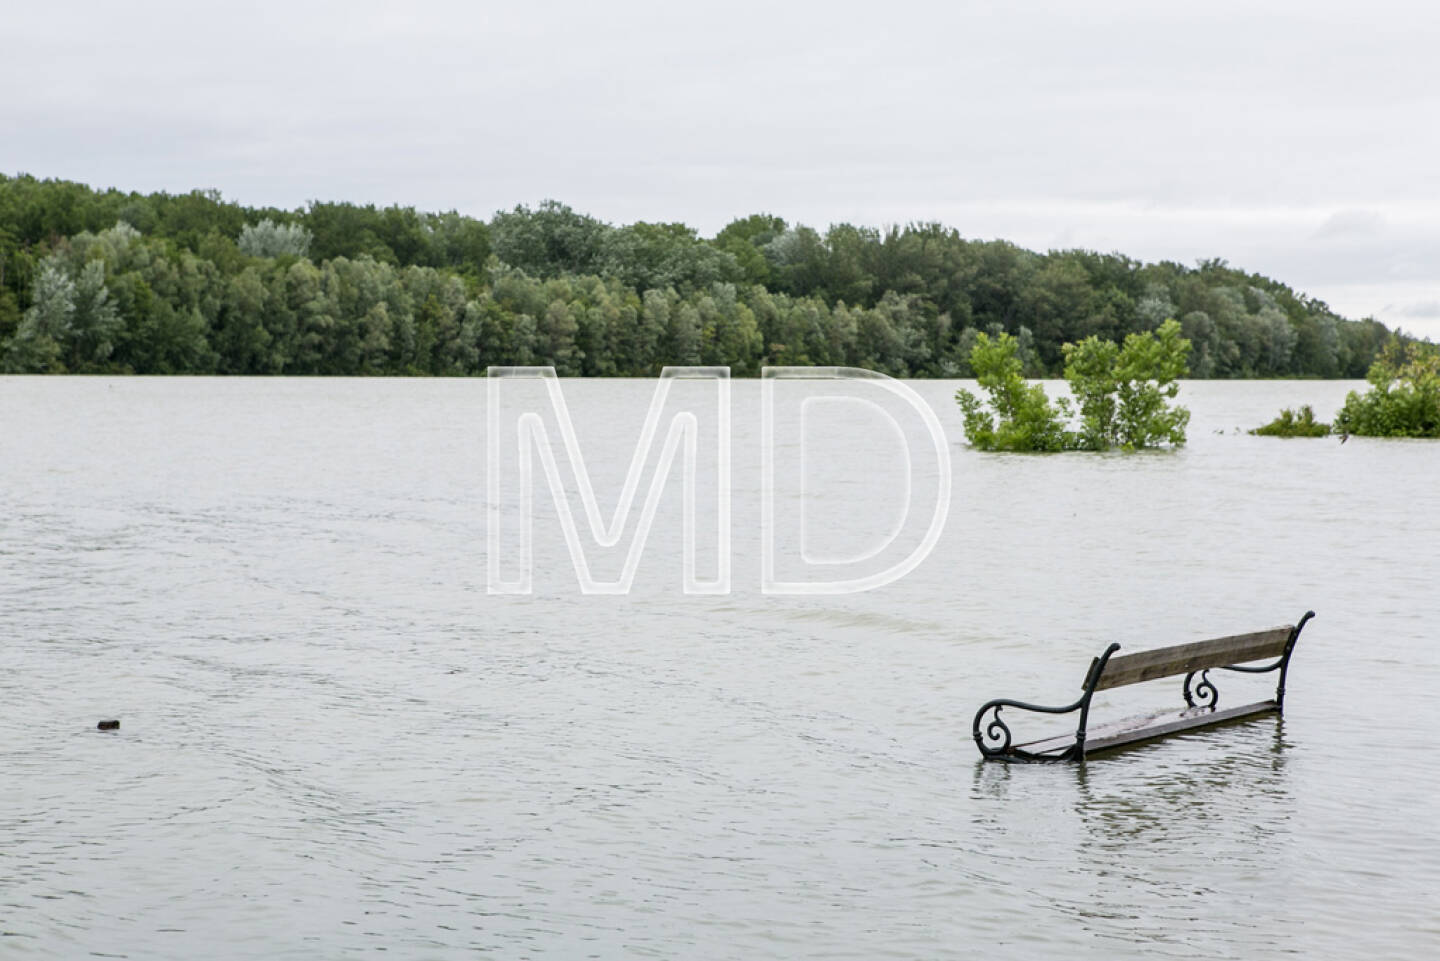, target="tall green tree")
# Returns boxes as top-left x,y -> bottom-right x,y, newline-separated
4,259 -> 74,372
